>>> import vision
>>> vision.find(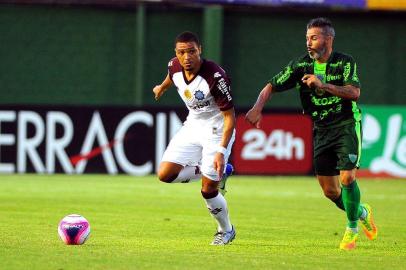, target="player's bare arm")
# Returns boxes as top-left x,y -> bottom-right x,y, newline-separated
214,108 -> 236,180
301,74 -> 360,101
245,83 -> 274,128
319,84 -> 360,101
153,74 -> 173,100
